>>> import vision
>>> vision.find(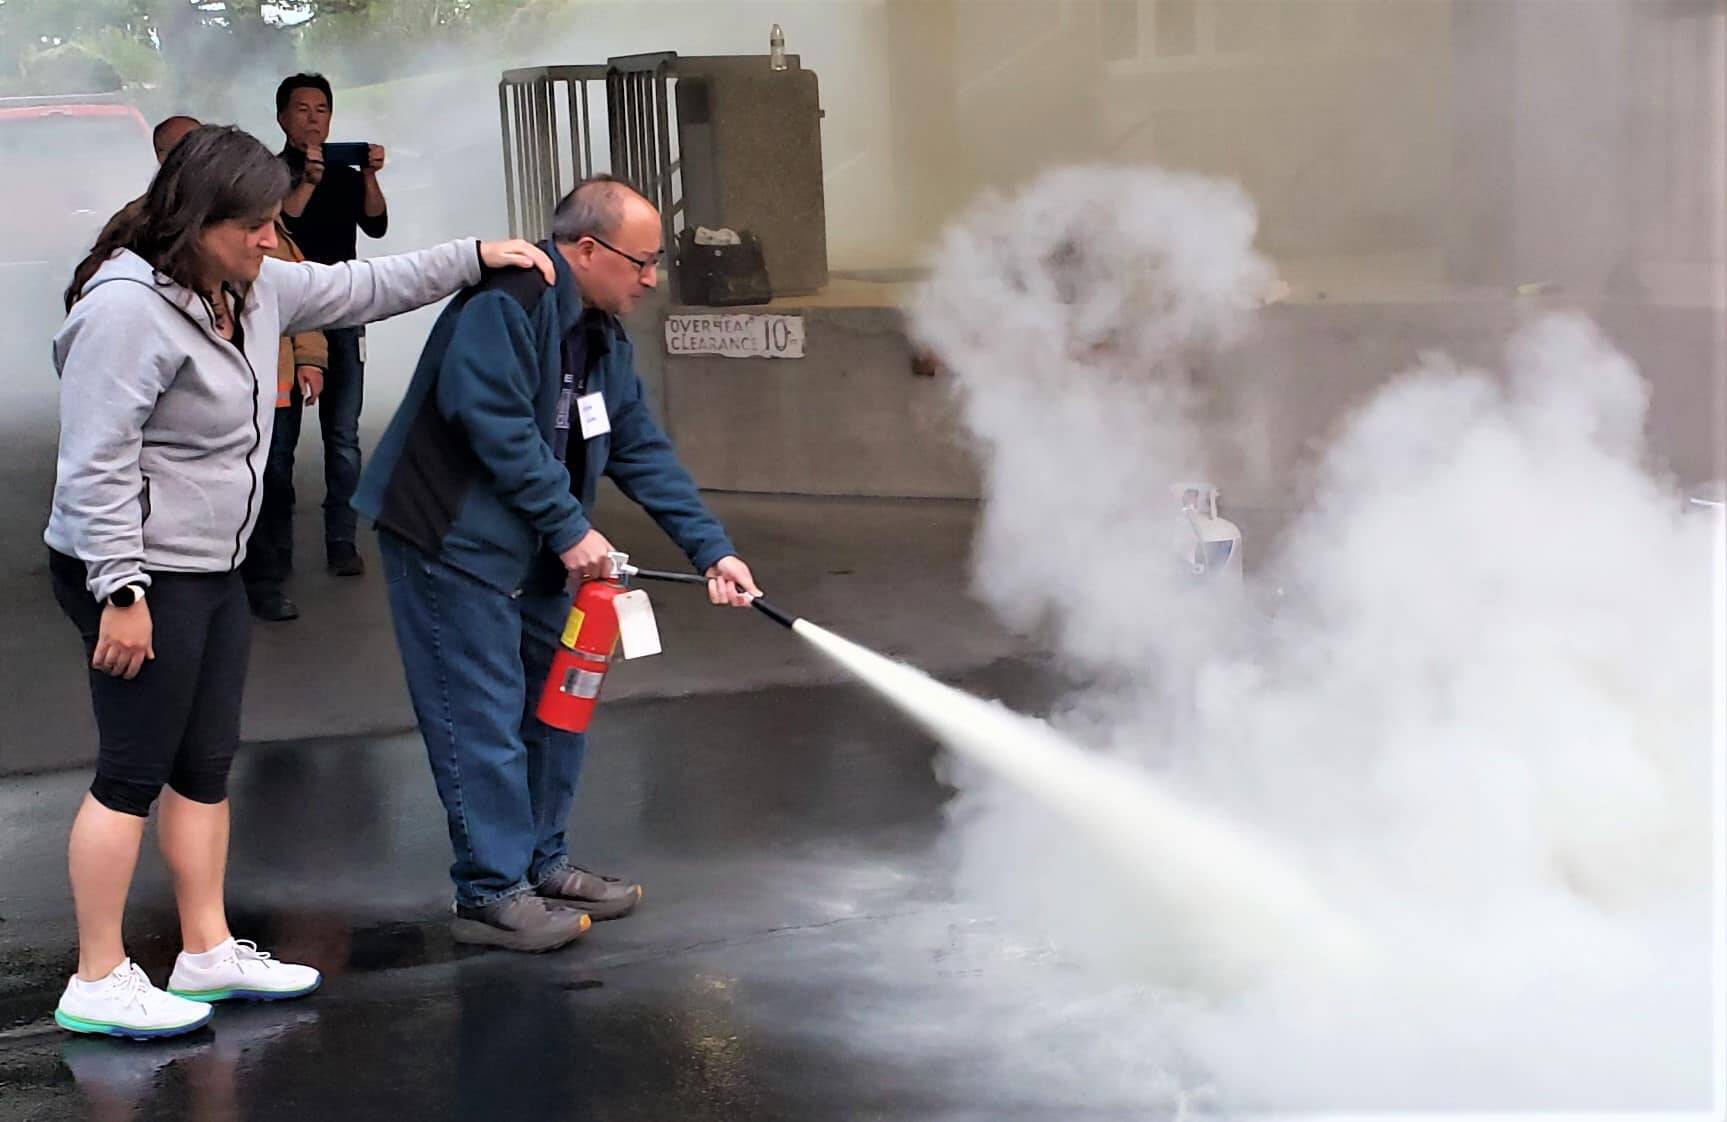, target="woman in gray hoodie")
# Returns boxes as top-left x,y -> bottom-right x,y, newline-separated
46,124 -> 554,1038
